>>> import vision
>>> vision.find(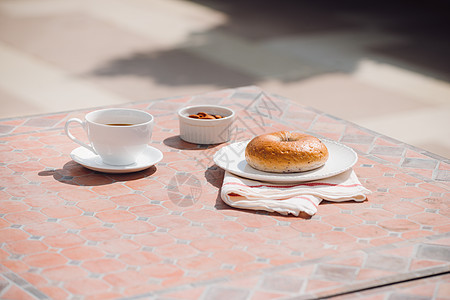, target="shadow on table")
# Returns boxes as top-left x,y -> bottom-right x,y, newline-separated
38,160 -> 156,186
163,135 -> 223,151
204,164 -> 225,188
